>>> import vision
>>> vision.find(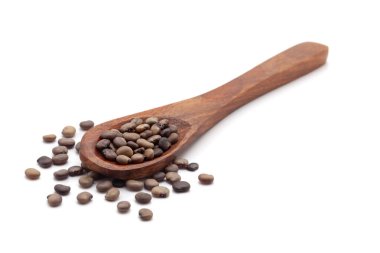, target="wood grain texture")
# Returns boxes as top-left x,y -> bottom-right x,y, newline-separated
80,42 -> 328,179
